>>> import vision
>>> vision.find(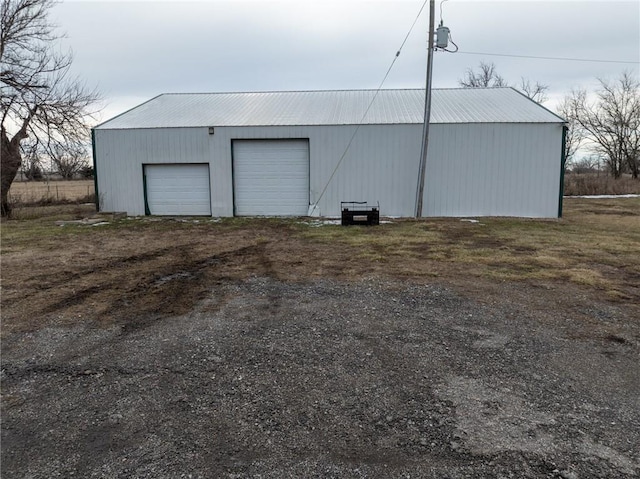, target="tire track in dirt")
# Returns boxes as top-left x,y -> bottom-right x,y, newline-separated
33,242 -> 278,329
23,244 -> 199,291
